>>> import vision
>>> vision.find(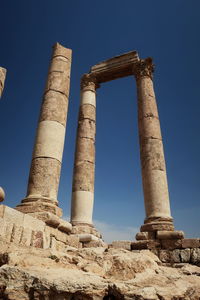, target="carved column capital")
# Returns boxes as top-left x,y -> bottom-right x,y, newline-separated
133,57 -> 154,81
81,73 -> 100,92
